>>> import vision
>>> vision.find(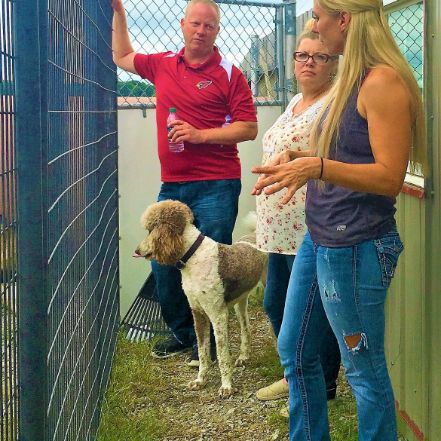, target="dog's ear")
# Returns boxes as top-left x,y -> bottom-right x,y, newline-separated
149,224 -> 185,266
173,202 -> 194,234
140,205 -> 156,231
